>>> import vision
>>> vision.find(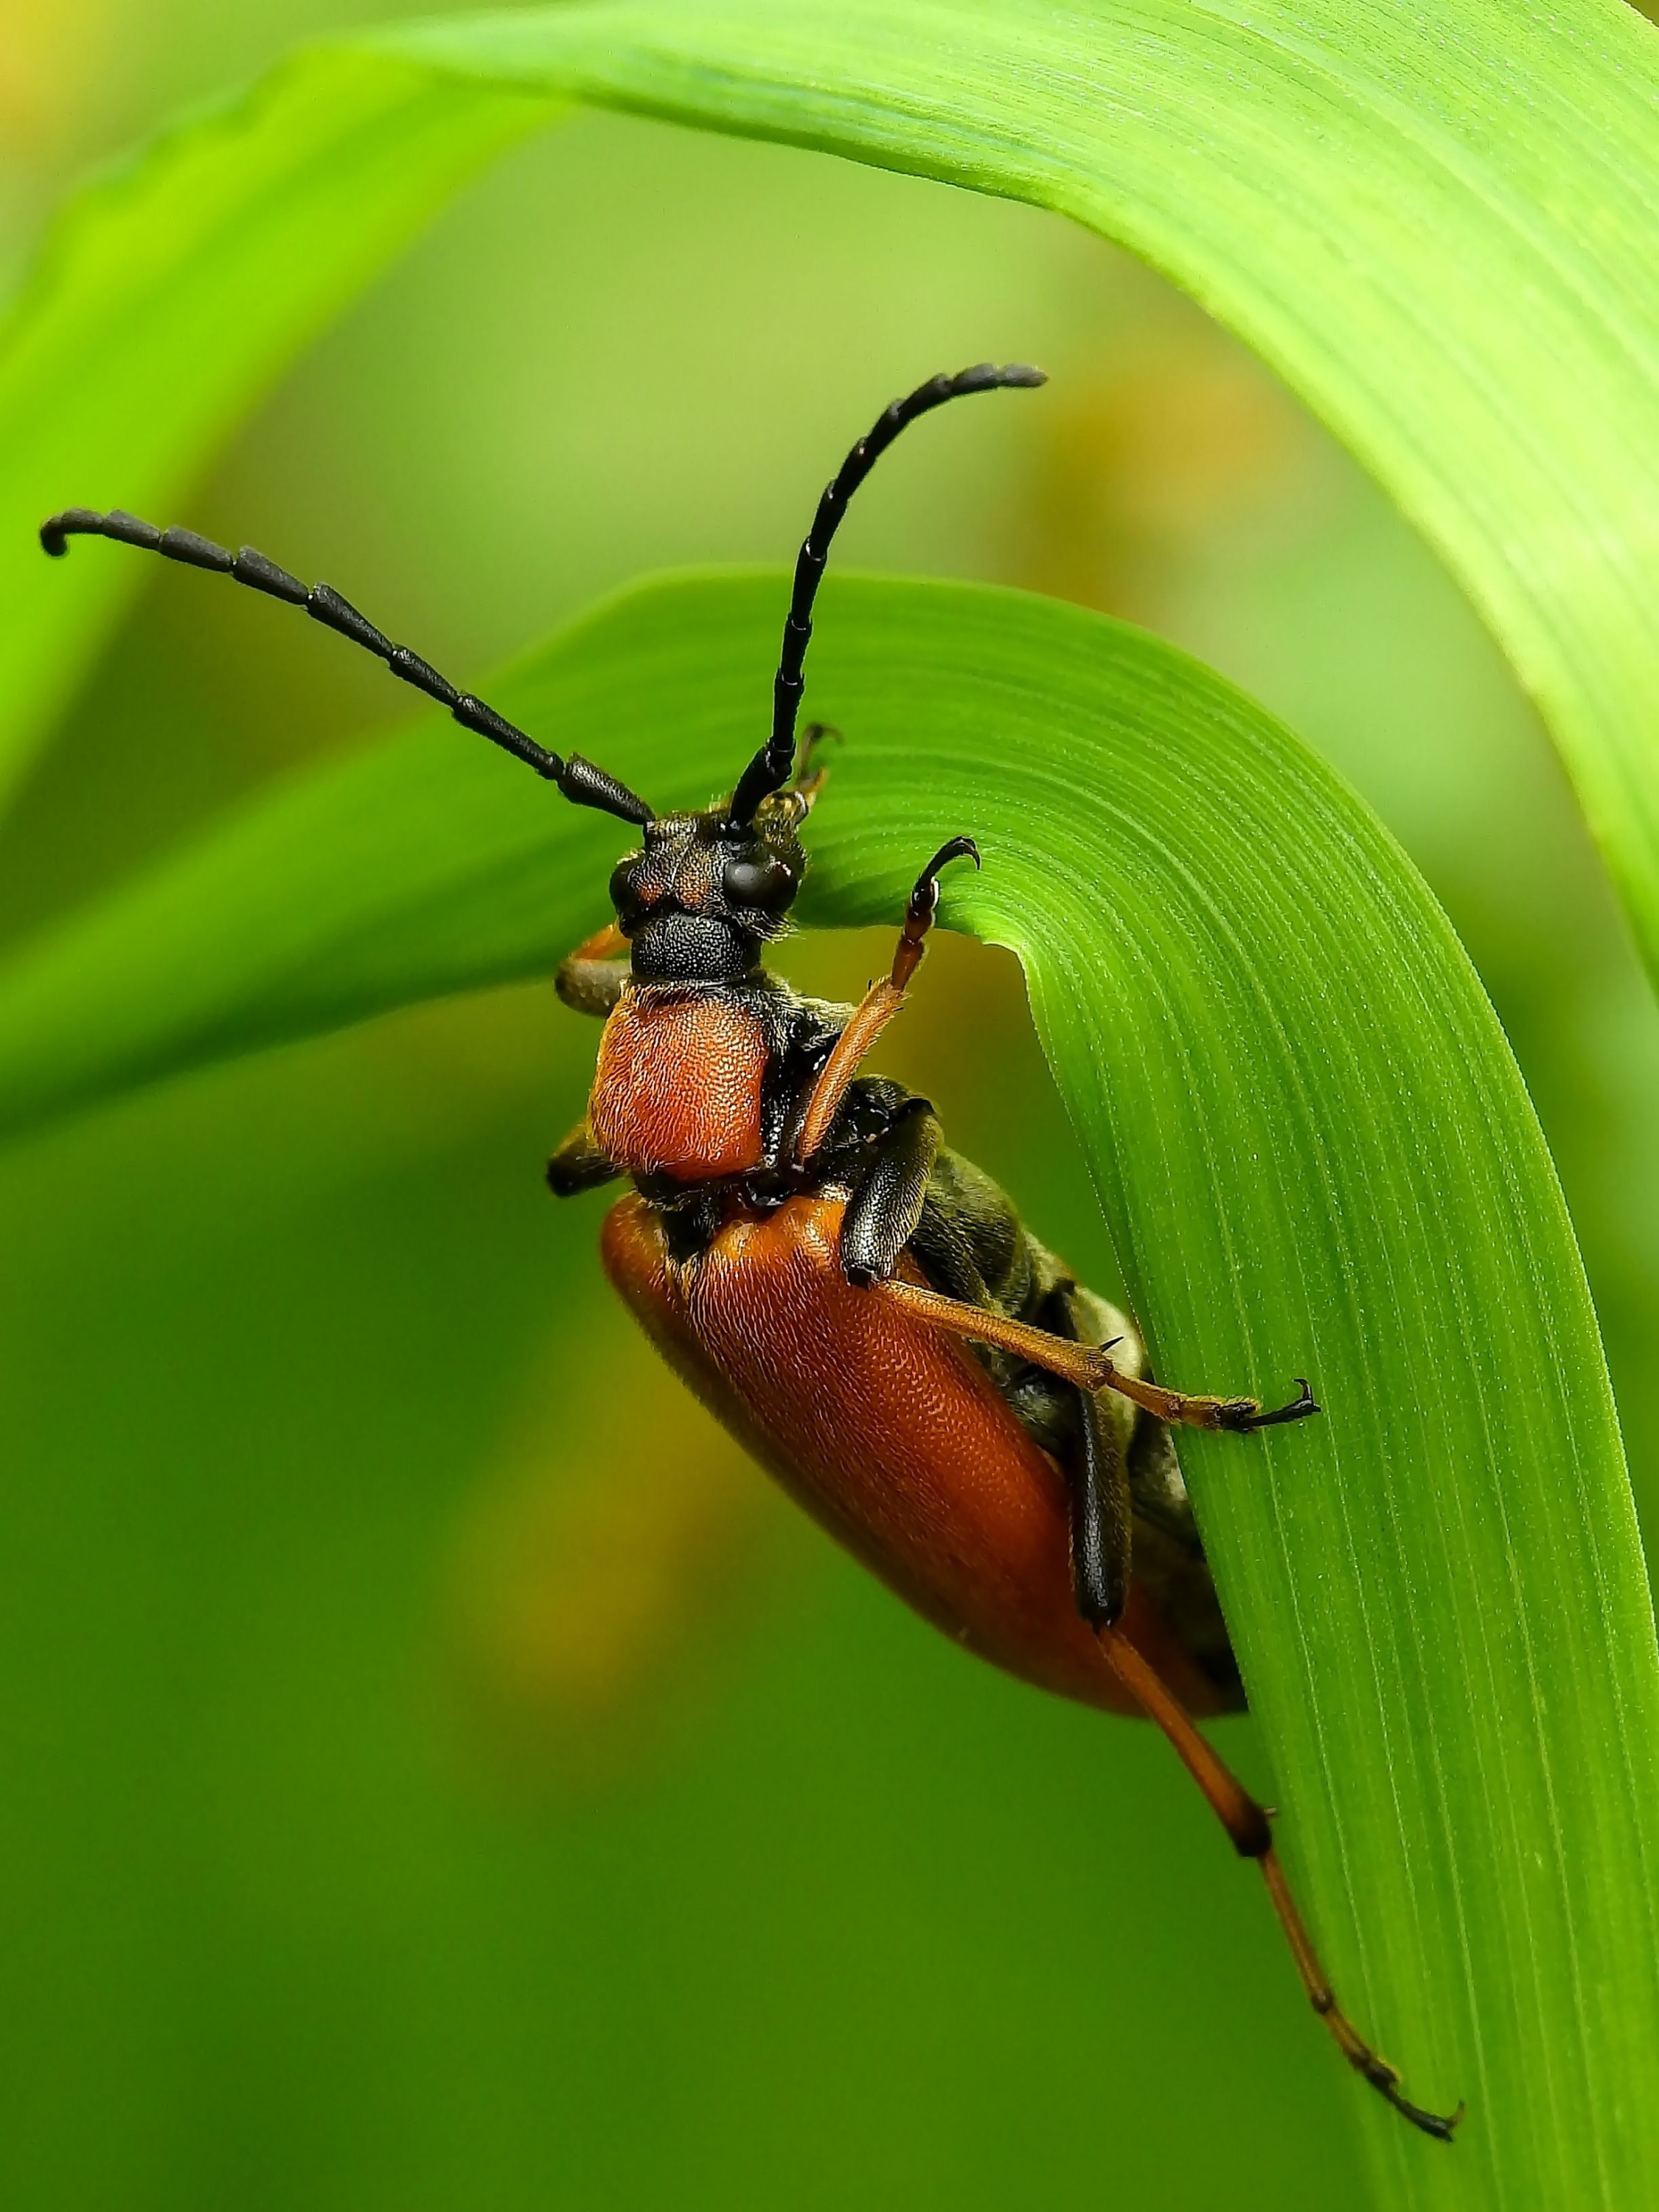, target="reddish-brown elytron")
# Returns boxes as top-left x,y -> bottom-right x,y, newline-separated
42,363 -> 1458,2140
